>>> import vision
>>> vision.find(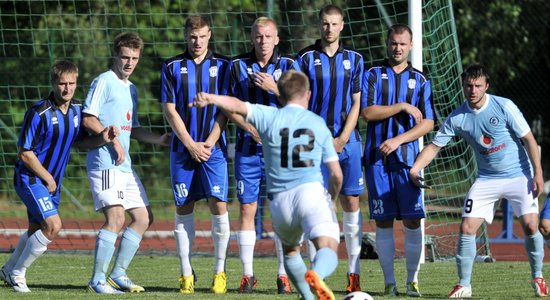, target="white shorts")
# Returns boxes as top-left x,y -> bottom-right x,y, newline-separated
463,176 -> 538,223
269,181 -> 340,247
88,169 -> 149,211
